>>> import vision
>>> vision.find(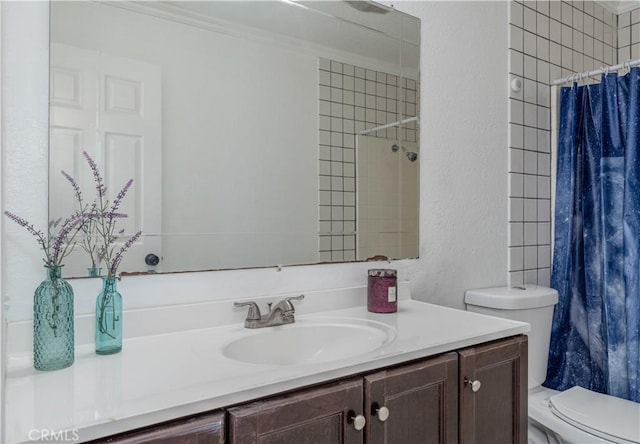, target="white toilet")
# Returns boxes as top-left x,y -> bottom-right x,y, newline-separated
465,285 -> 640,444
